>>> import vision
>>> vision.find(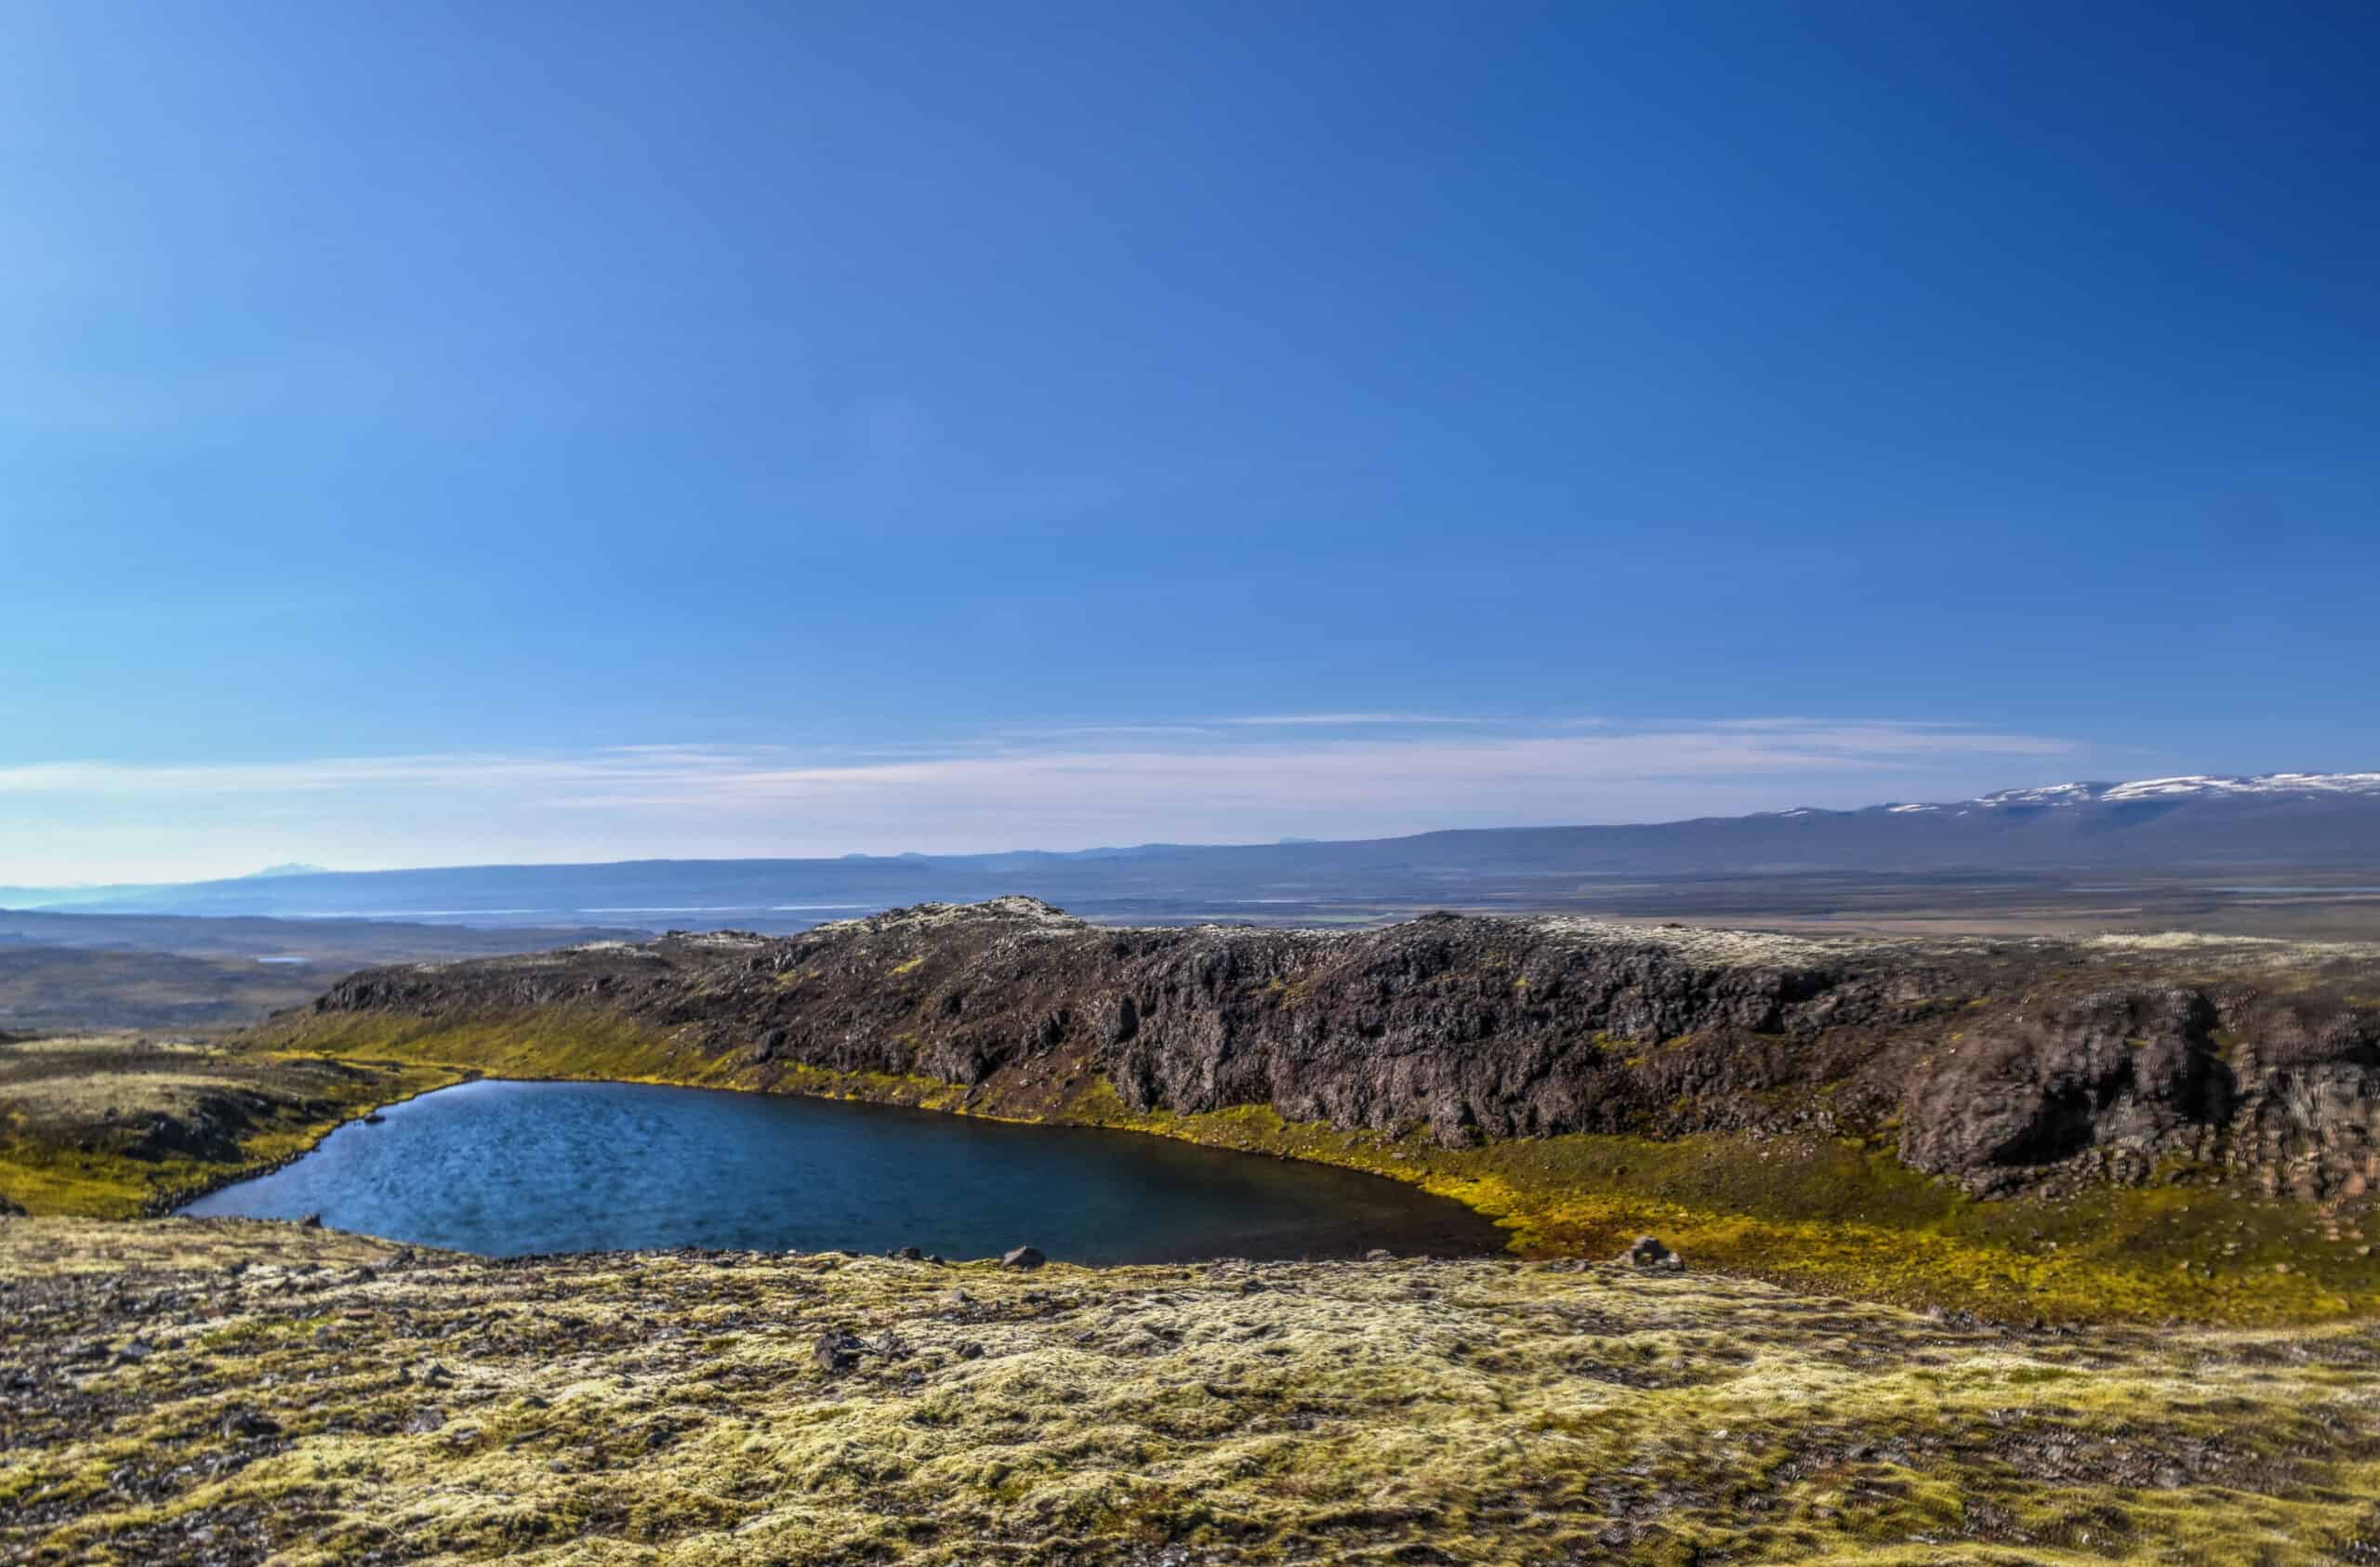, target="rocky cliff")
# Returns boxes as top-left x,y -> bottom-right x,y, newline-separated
300,898 -> 2380,1205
